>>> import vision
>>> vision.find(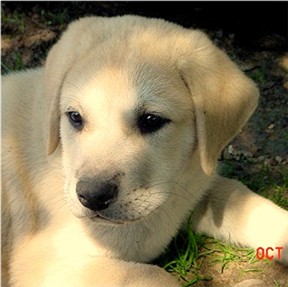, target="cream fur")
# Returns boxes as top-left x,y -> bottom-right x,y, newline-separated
2,15 -> 288,287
